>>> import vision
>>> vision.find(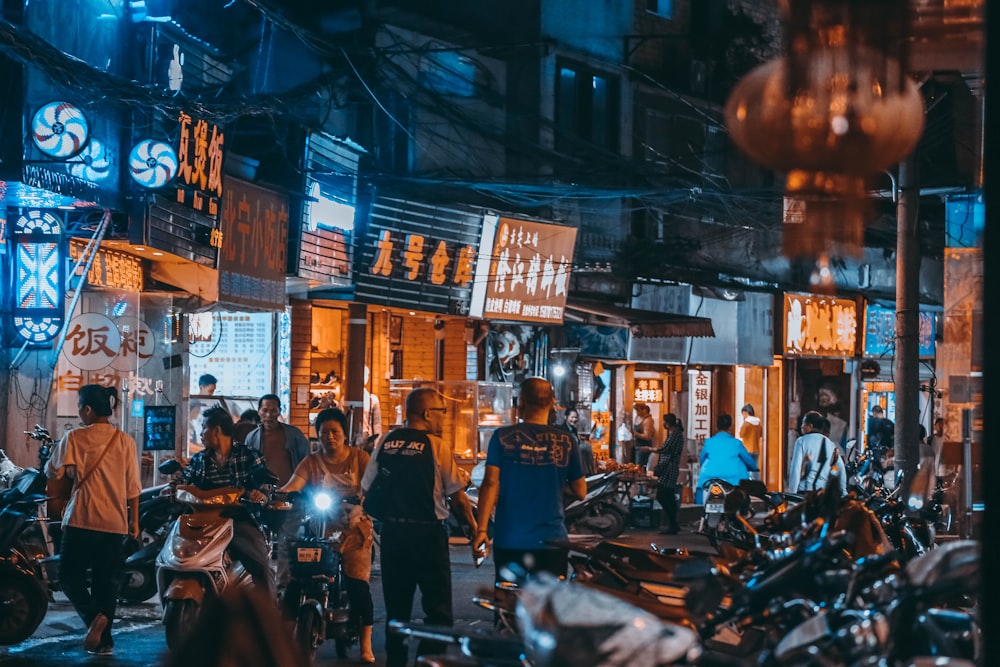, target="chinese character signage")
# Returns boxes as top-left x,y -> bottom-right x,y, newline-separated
218,178 -> 288,309
634,379 -> 664,403
69,239 -> 144,291
354,196 -> 485,314
783,293 -> 858,358
63,312 -> 155,372
469,214 -> 577,324
688,370 -> 712,442
175,110 -> 225,216
863,304 -> 936,359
